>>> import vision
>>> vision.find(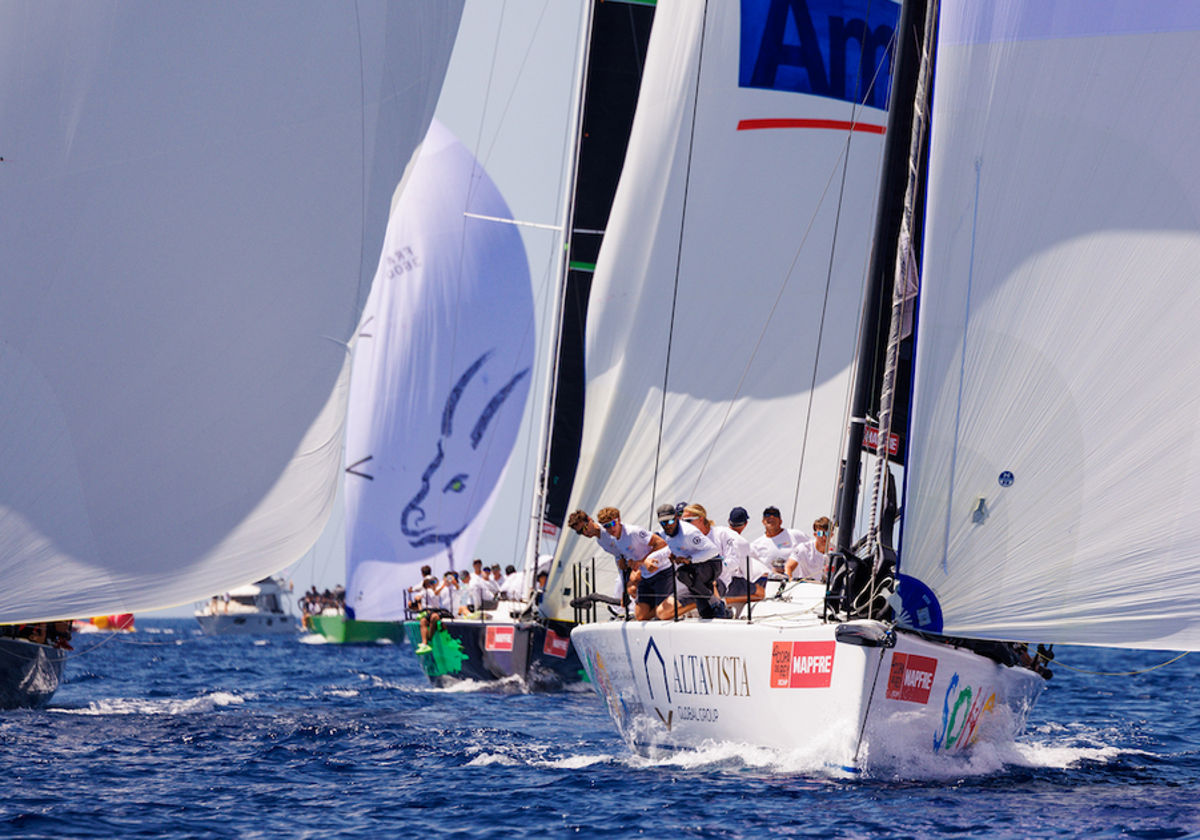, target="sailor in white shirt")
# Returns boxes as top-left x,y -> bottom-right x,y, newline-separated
656,503 -> 727,620
785,516 -> 831,581
681,504 -> 770,608
724,506 -> 771,602
457,570 -> 481,615
498,564 -> 526,600
568,507 -> 667,620
751,505 -> 813,576
437,571 -> 461,614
